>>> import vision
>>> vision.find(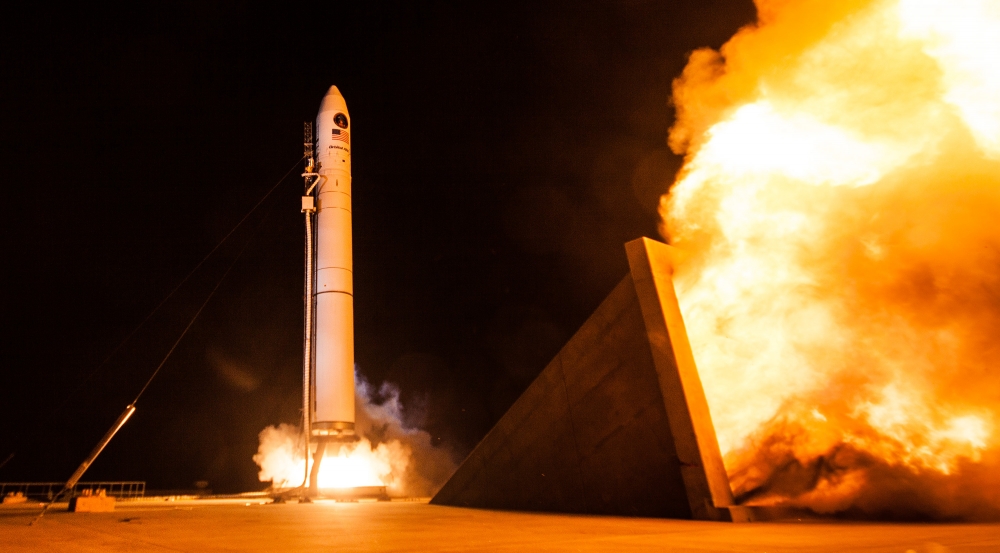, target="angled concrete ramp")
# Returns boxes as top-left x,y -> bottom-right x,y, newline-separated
432,238 -> 748,521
